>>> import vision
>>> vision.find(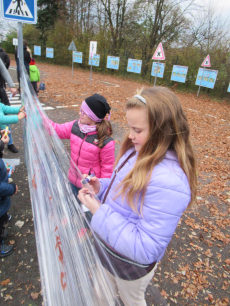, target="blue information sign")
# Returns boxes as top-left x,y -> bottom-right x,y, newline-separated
195,68 -> 218,89
73,51 -> 83,63
127,59 -> 142,74
151,62 -> 165,78
46,48 -> 54,58
34,45 -> 41,56
88,54 -> 100,66
107,56 -> 120,70
227,83 -> 230,93
1,0 -> 37,24
171,65 -> 188,83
